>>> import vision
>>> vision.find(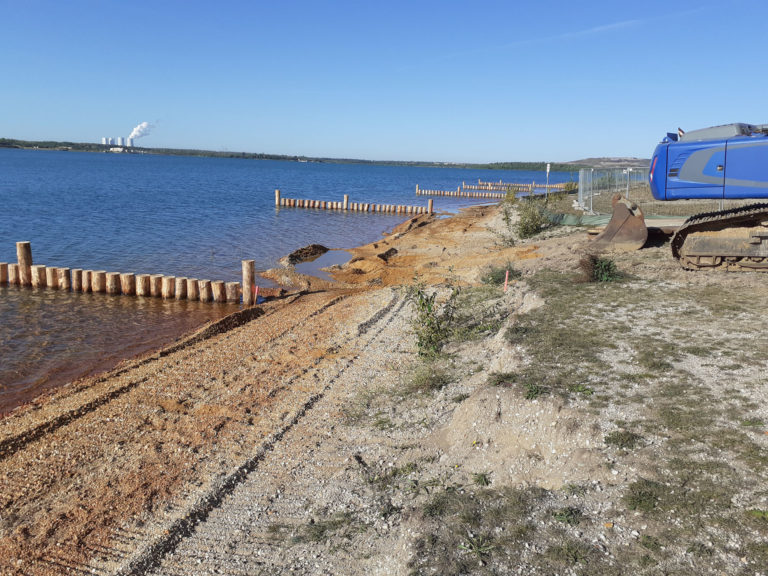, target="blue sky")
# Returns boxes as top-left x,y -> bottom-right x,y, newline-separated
2,0 -> 766,162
